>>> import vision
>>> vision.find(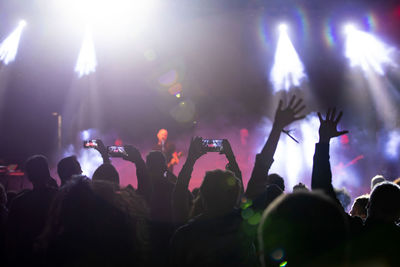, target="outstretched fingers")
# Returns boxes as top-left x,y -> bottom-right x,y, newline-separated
330,107 -> 337,121
292,97 -> 303,110
278,100 -> 283,111
334,111 -> 343,124
317,112 -> 324,123
294,104 -> 306,115
293,115 -> 306,121
326,108 -> 331,121
288,95 -> 296,108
